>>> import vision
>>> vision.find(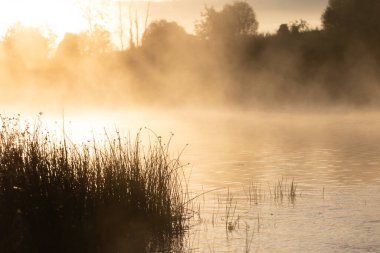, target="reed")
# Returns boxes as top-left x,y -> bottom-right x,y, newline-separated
246,182 -> 264,205
269,178 -> 298,204
225,189 -> 238,232
0,116 -> 188,252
